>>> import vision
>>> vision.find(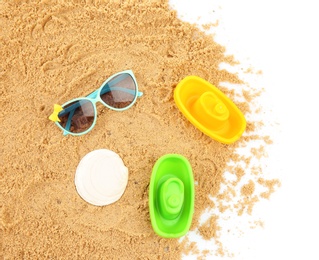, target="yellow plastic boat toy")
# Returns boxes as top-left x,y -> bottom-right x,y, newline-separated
174,76 -> 246,144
